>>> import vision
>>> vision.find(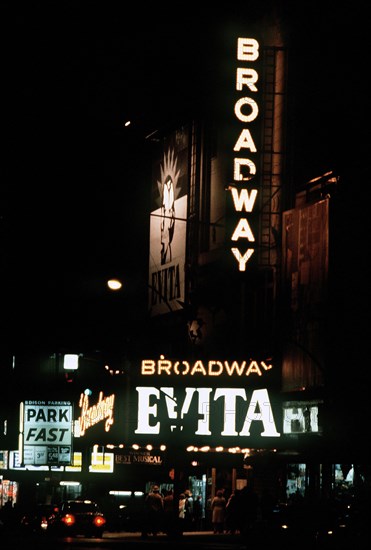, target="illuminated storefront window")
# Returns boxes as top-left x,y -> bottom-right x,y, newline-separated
283,402 -> 322,434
